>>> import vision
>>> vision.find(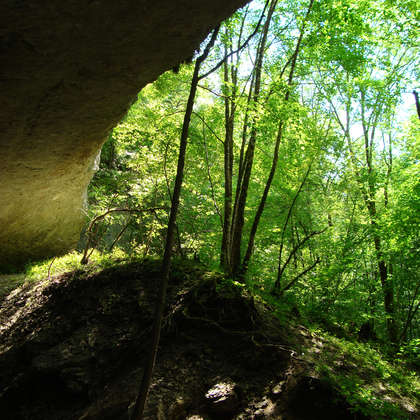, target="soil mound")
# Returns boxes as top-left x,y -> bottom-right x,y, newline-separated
0,260 -> 366,419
